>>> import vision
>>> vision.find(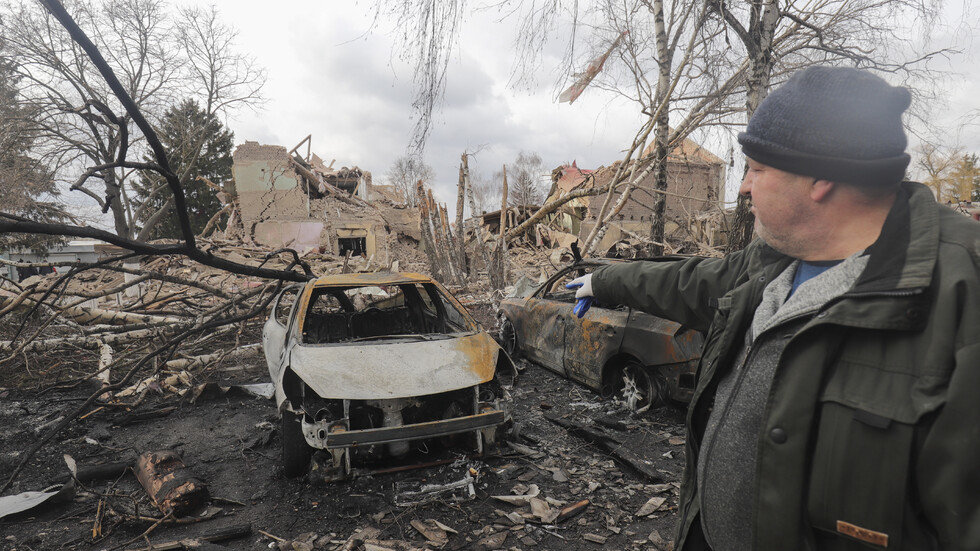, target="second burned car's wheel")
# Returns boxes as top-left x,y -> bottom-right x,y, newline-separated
499,317 -> 520,359
619,360 -> 663,413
